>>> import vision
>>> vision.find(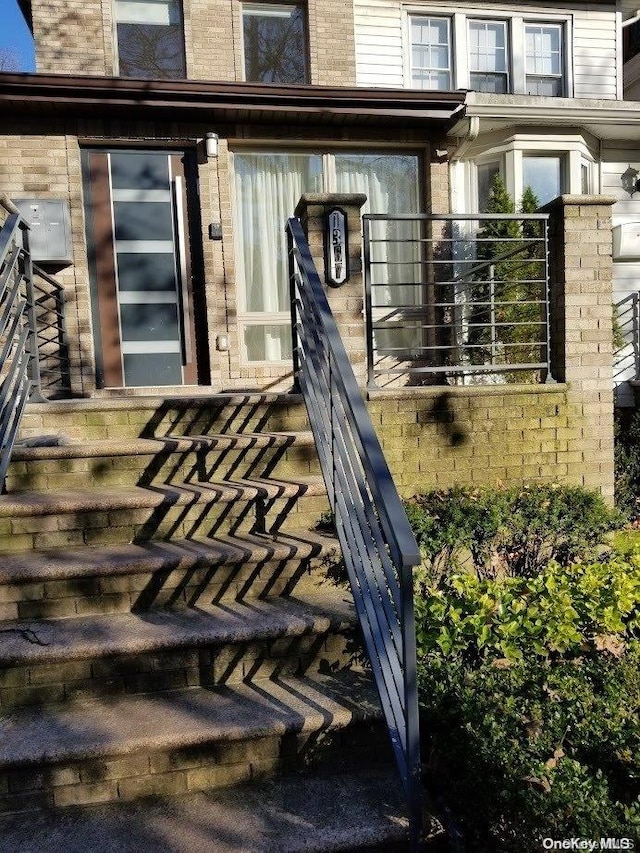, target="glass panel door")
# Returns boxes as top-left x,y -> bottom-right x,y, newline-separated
84,149 -> 198,387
